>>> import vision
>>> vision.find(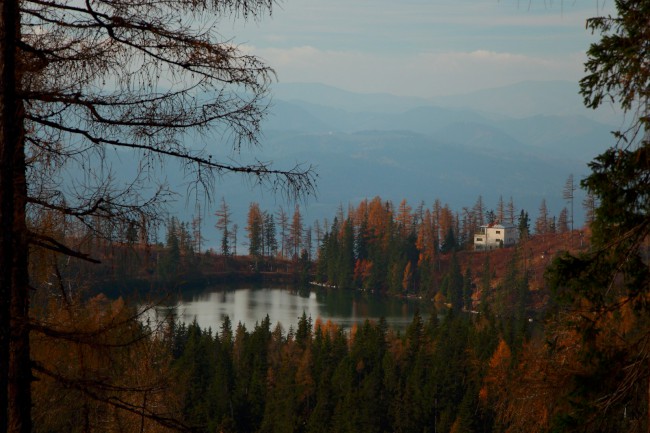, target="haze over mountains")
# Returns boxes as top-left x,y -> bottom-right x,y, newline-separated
165,80 -> 620,249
